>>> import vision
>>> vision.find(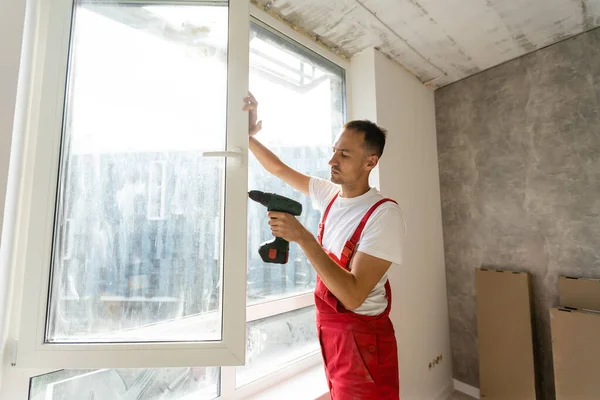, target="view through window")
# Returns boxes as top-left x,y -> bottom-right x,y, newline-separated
237,20 -> 344,388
